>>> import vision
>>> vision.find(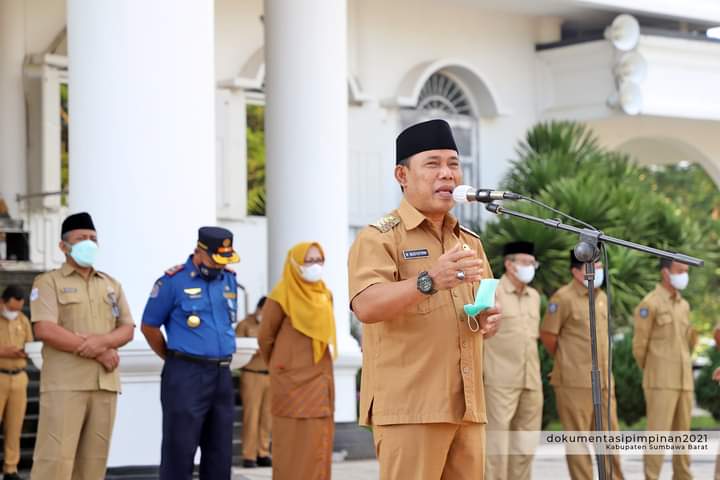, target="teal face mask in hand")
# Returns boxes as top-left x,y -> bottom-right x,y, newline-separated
464,279 -> 500,317
67,240 -> 98,267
